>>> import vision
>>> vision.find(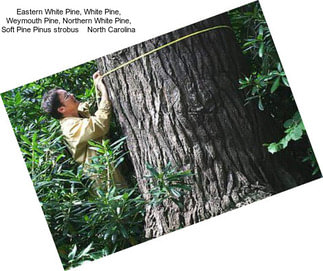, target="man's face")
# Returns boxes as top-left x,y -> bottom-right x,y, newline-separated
57,89 -> 80,117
